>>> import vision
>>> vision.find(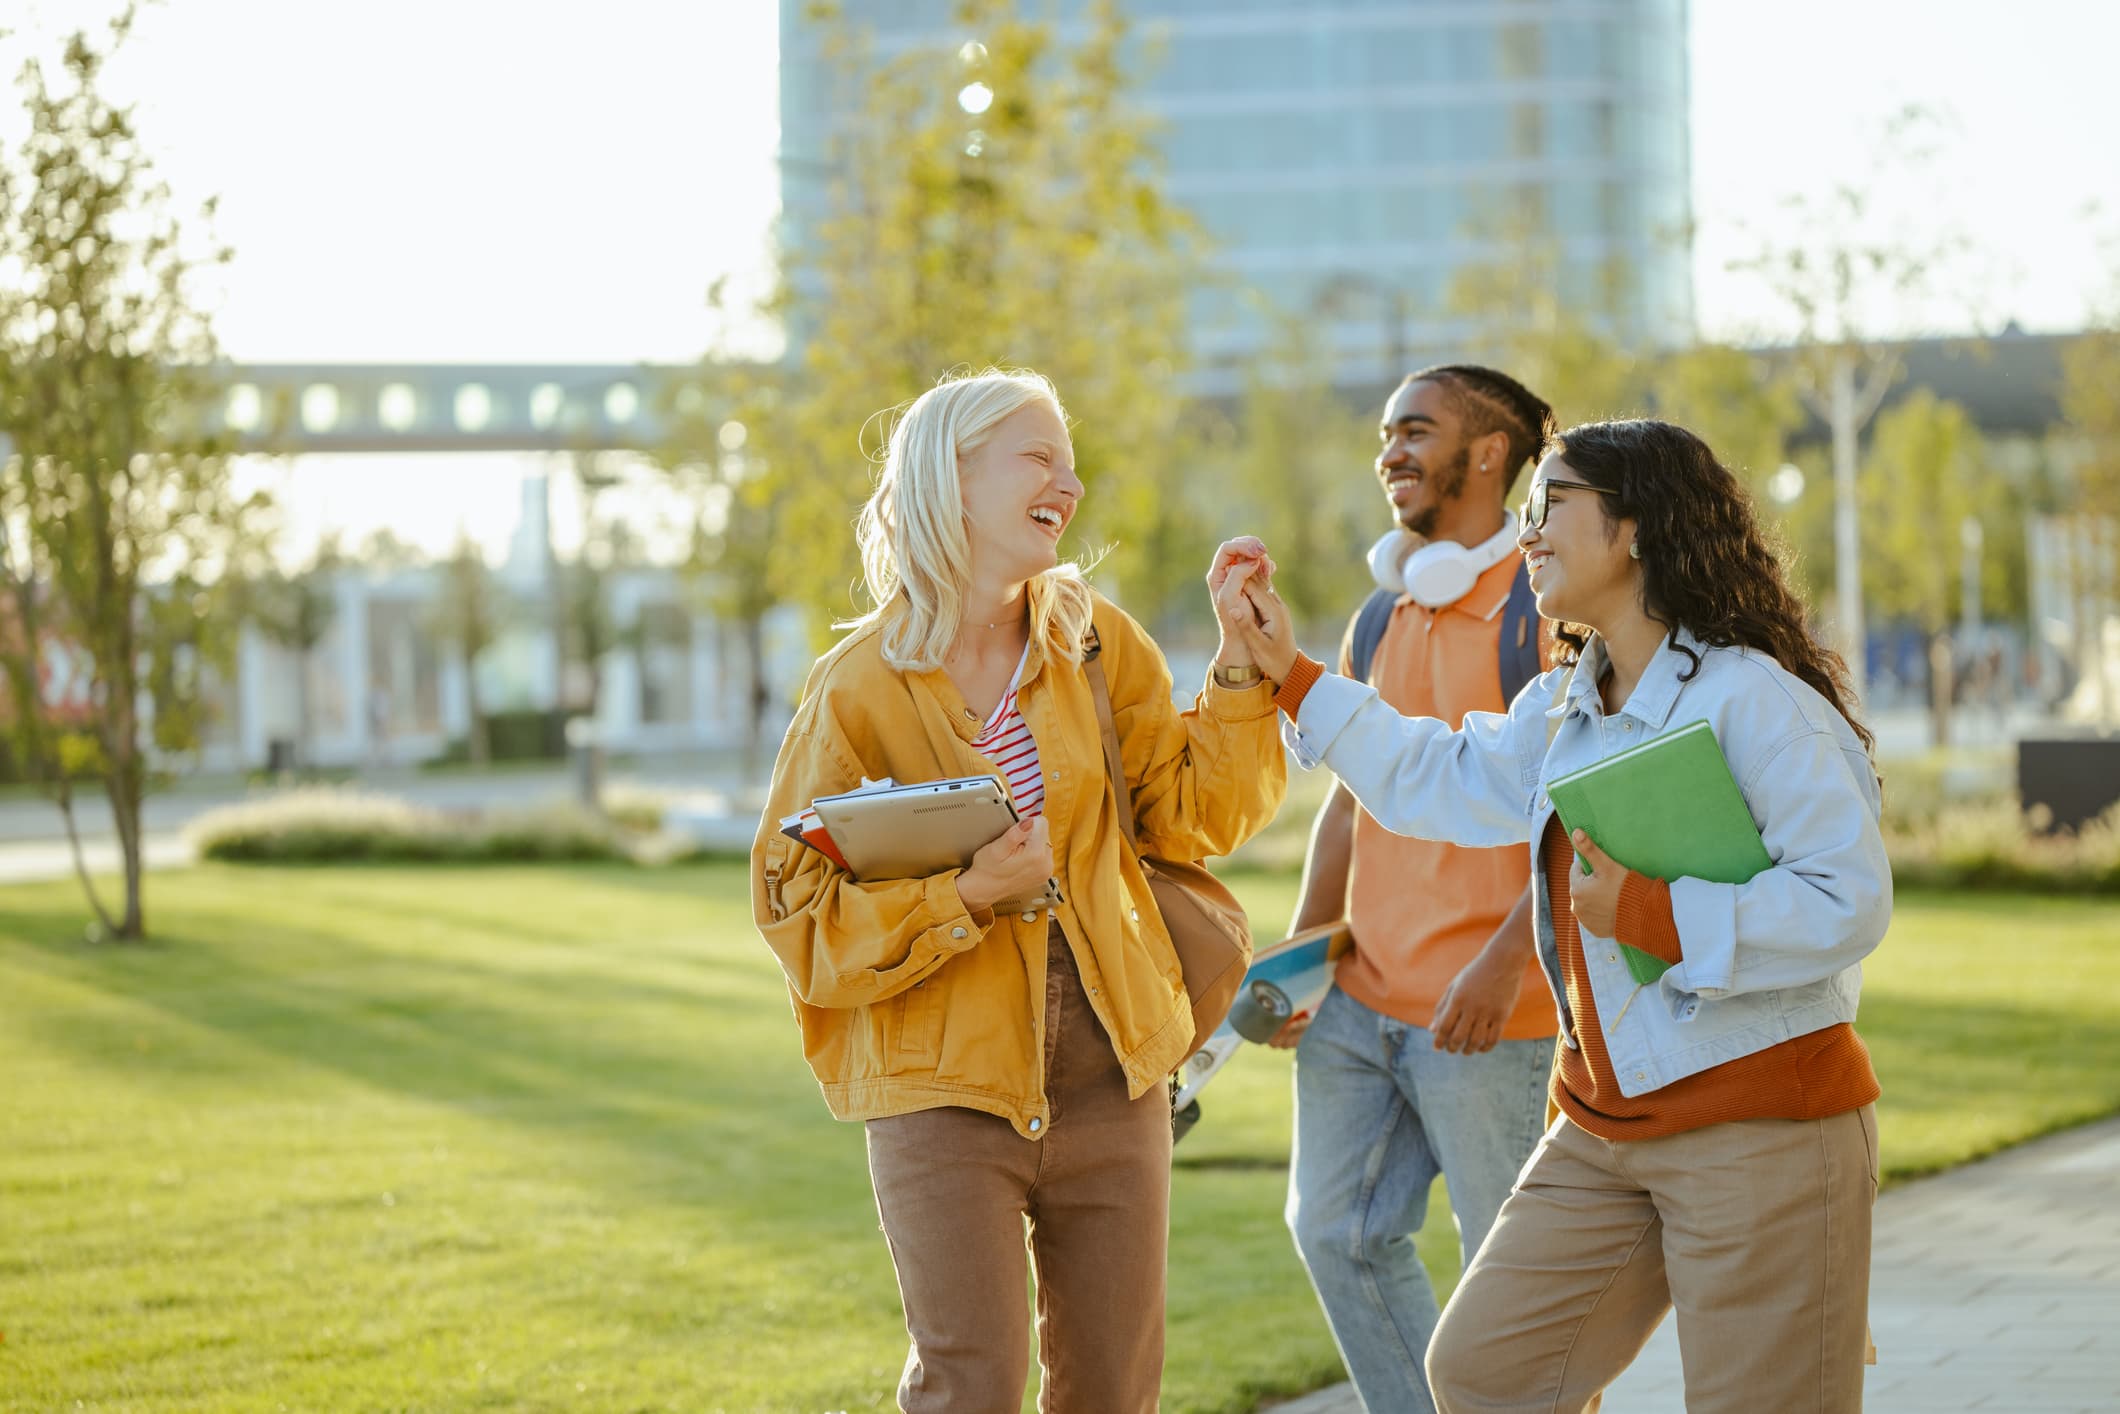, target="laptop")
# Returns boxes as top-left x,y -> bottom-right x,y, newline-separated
815,775 -> 1023,884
